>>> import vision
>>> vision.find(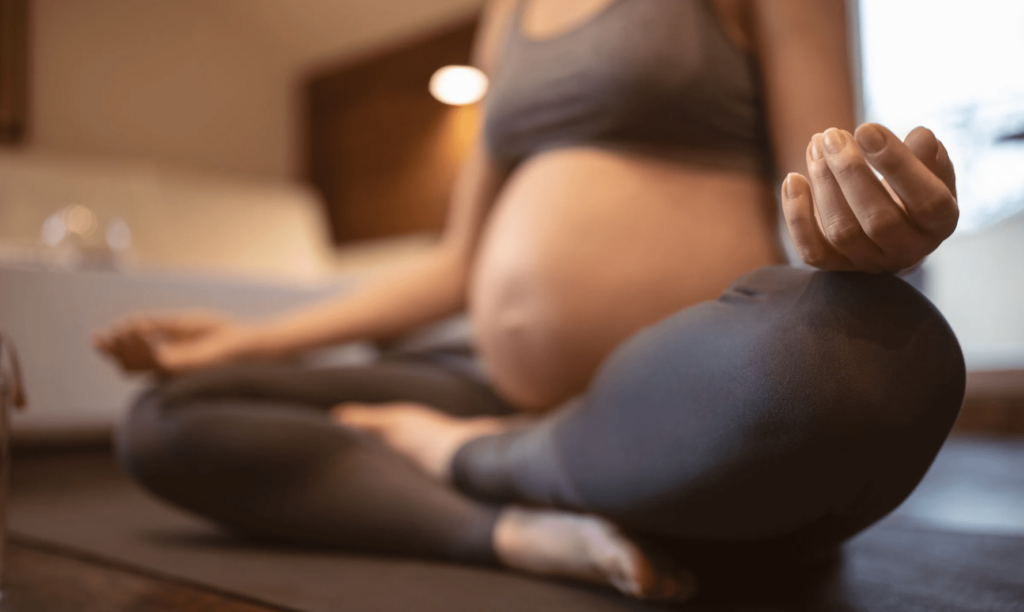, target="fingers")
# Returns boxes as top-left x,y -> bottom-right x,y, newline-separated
935,140 -> 957,199
854,123 -> 958,237
95,317 -> 155,348
781,172 -> 852,270
96,312 -> 226,347
94,312 -> 235,374
903,126 -> 957,198
787,125 -> 951,273
805,131 -> 887,270
95,318 -> 161,371
821,127 -> 937,271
